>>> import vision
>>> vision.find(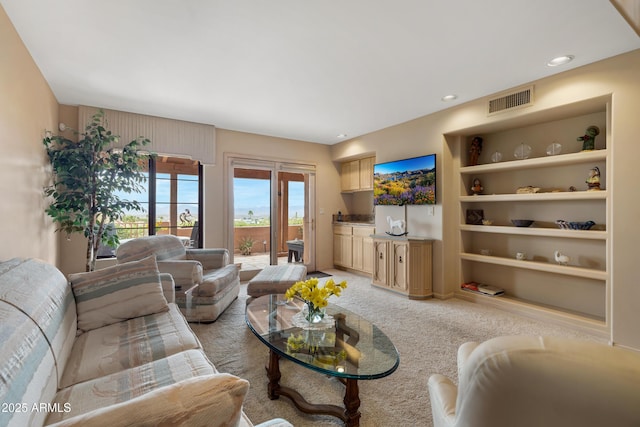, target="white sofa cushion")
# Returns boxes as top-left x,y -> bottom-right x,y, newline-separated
69,255 -> 169,333
46,373 -> 249,427
46,349 -> 221,425
60,304 -> 202,388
